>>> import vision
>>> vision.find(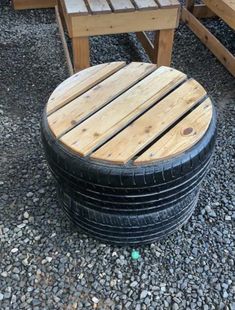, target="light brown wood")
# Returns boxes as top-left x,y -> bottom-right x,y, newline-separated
153,29 -> 175,66
203,0 -> 235,30
185,0 -> 194,11
60,0 -> 73,37
109,0 -> 135,12
64,0 -> 88,15
48,63 -> 157,137
156,0 -> 180,8
70,8 -> 179,36
182,7 -> 235,77
91,79 -> 206,164
46,62 -> 126,114
136,32 -> 154,61
192,4 -> 216,18
13,0 -> 56,9
87,0 -> 111,14
60,67 -> 187,156
134,98 -> 212,164
55,6 -> 74,76
72,37 -> 90,72
133,0 -> 158,10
